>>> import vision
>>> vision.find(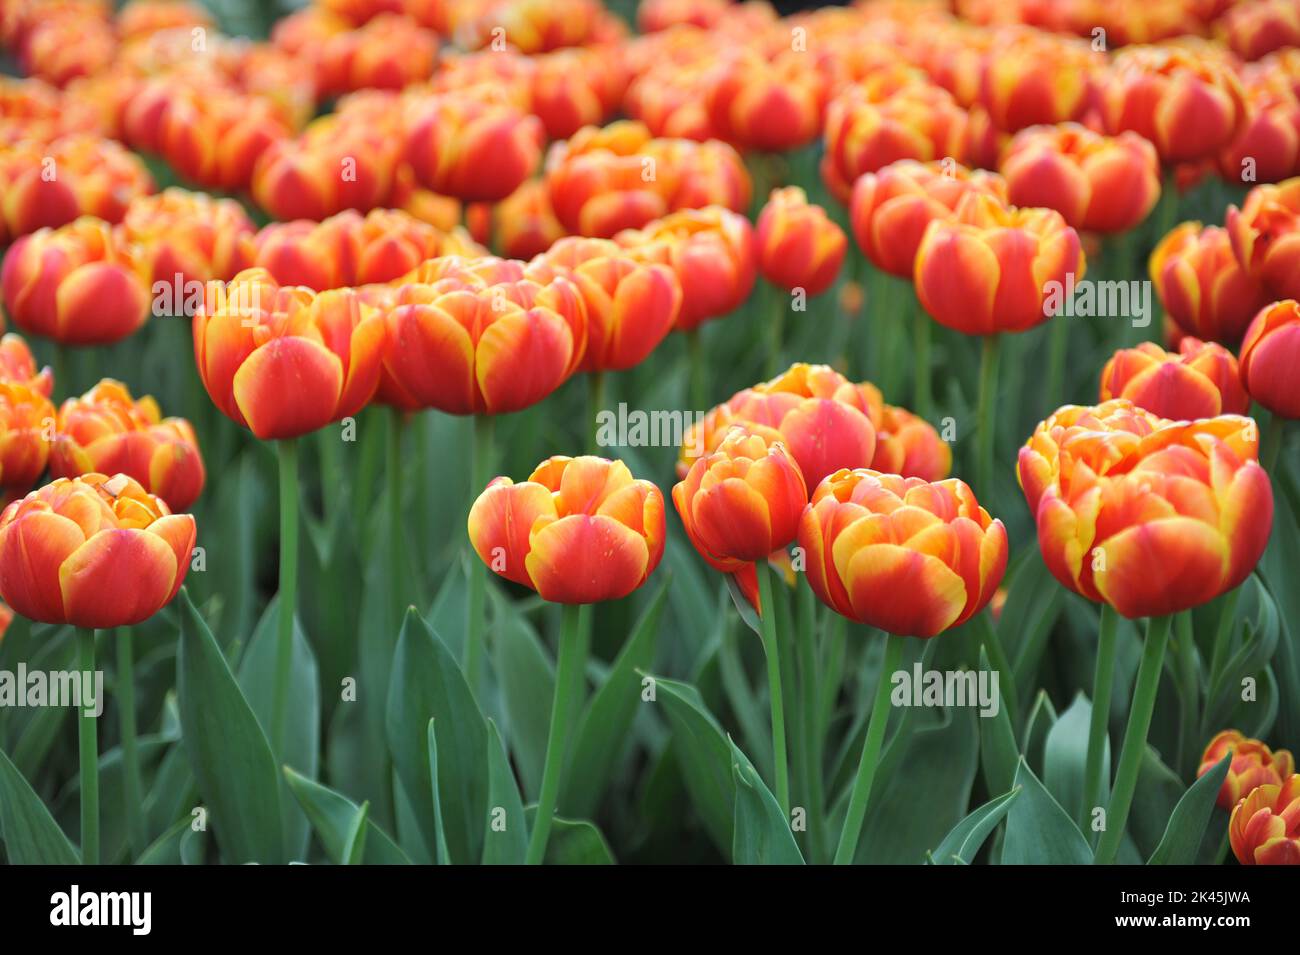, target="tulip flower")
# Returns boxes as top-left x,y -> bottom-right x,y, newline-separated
1,218 -> 151,345
406,91 -> 544,203
1217,69 -> 1300,186
999,124 -> 1160,234
118,188 -> 255,290
871,403 -> 953,483
1240,300 -> 1300,438
1199,730 -> 1296,810
158,88 -> 290,193
1227,178 -> 1300,300
979,33 -> 1098,132
1229,775 -> 1300,865
531,48 -> 627,141
50,379 -> 205,511
1150,222 -> 1270,346
1219,0 -> 1300,62
479,179 -> 567,260
317,13 -> 438,96
1099,339 -> 1249,420
0,380 -> 55,503
0,333 -> 53,397
755,187 -> 847,297
703,49 -> 825,153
